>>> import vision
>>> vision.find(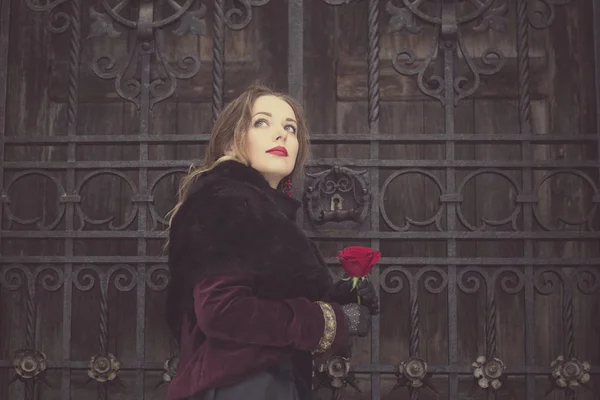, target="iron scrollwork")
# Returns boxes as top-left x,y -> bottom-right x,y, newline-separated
90,0 -> 204,110
224,0 -> 271,30
1,266 -> 64,393
305,166 -> 370,225
387,0 -> 507,106
528,0 -> 571,29
534,268 -> 598,397
25,0 -> 72,34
